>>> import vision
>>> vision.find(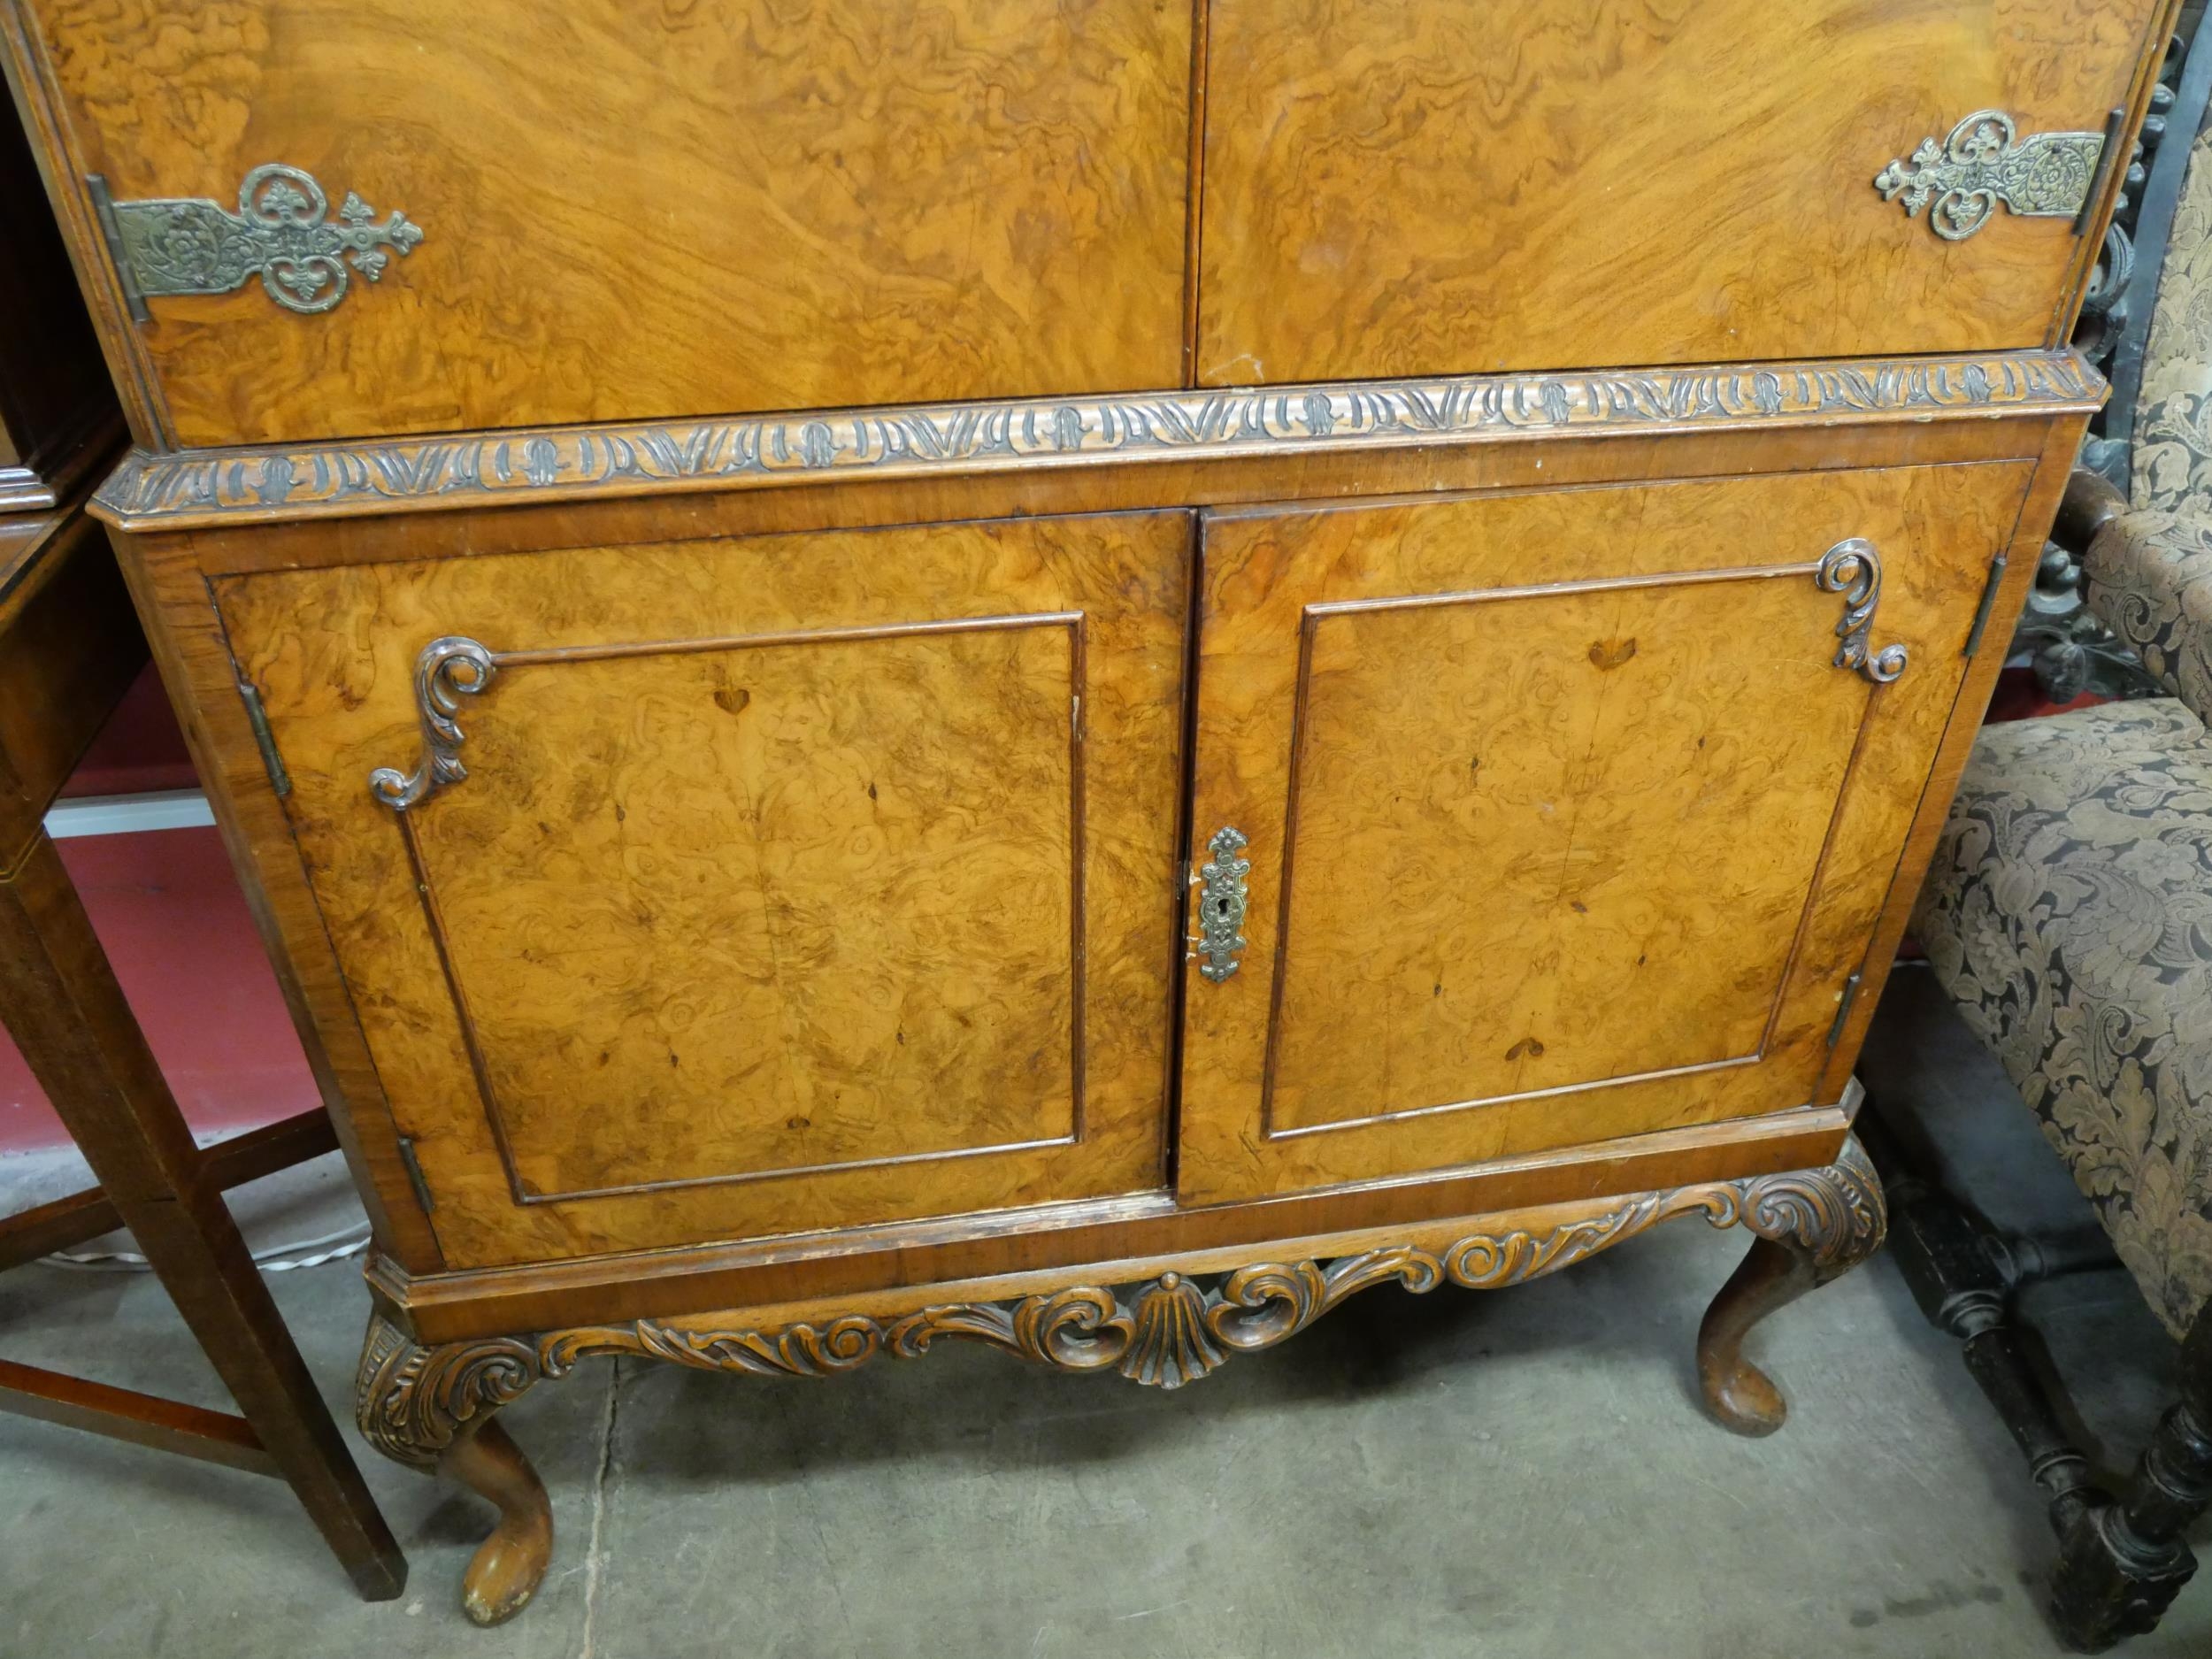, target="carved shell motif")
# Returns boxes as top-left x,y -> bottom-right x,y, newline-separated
1120,1273 -> 1225,1389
